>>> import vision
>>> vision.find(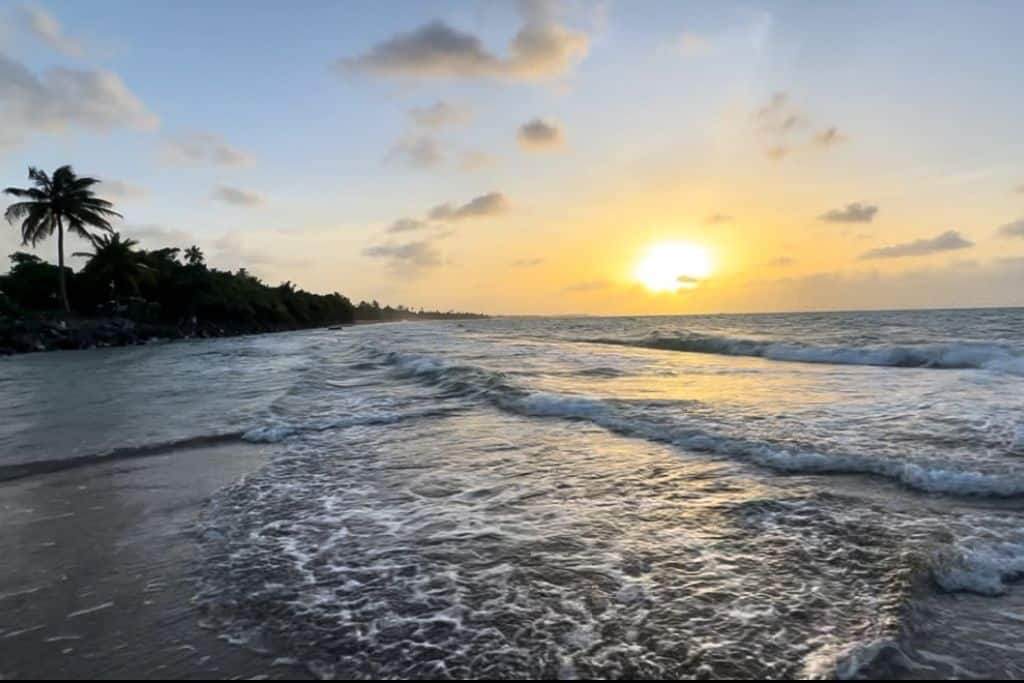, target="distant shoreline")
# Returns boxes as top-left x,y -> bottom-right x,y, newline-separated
0,314 -> 481,357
